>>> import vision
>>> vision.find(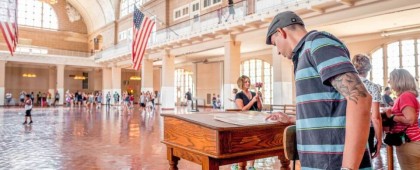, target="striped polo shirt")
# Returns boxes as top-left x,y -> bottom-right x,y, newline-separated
292,30 -> 372,169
